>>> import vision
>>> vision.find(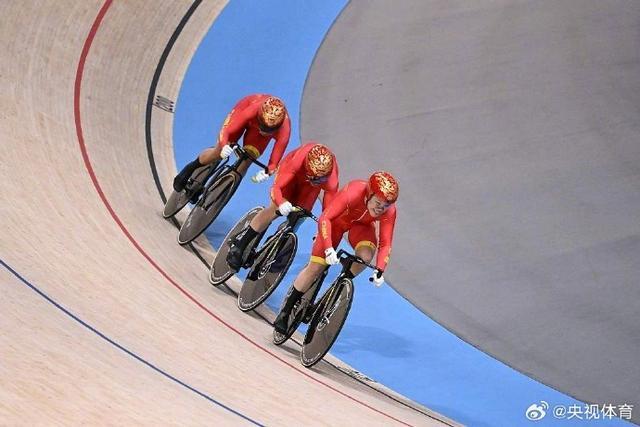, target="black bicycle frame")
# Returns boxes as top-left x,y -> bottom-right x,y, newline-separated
248,208 -> 316,279
313,249 -> 376,309
198,157 -> 229,189
199,145 -> 269,210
